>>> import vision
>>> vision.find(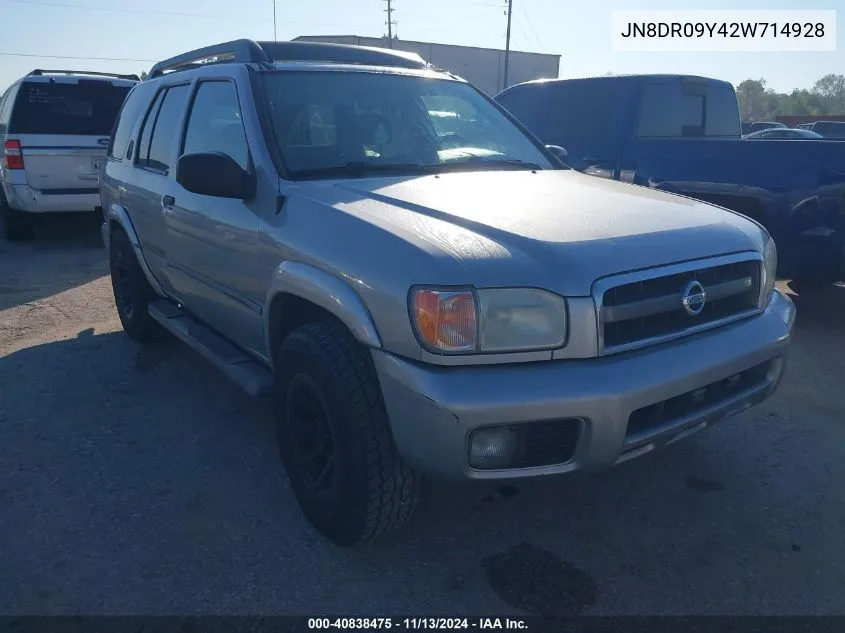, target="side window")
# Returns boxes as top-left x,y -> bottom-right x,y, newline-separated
0,85 -> 20,135
146,85 -> 190,172
182,81 -> 249,170
136,89 -> 165,167
108,84 -> 153,160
